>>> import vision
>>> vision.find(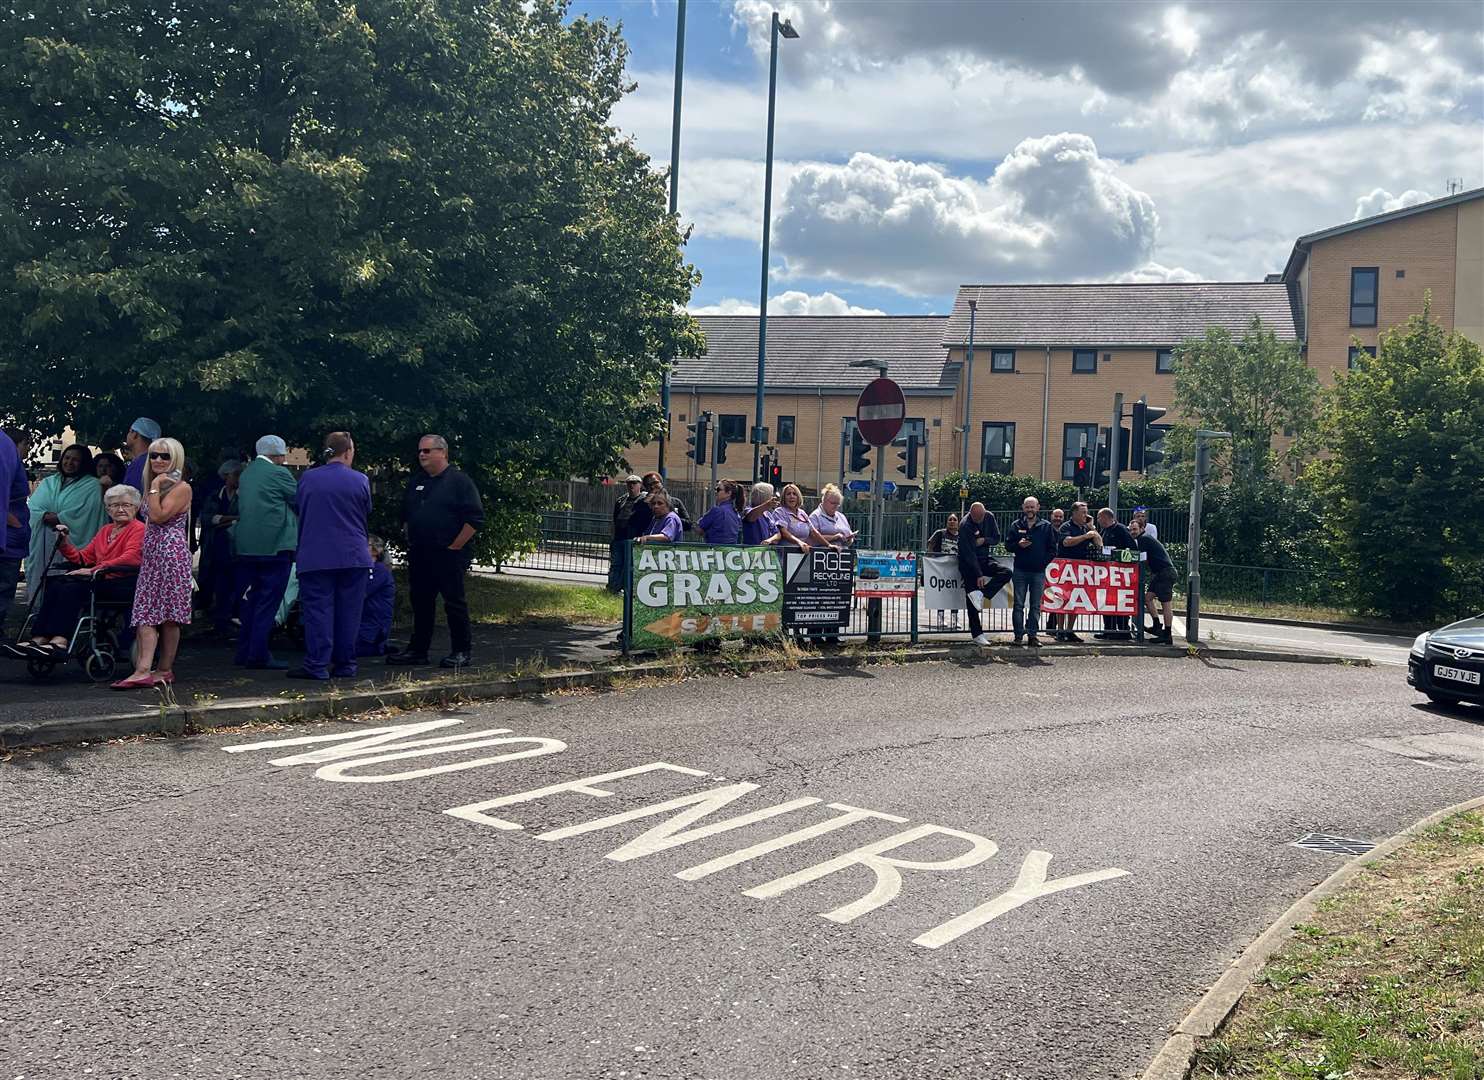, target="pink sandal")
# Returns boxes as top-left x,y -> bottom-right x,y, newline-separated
110,674 -> 157,690
154,672 -> 175,686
